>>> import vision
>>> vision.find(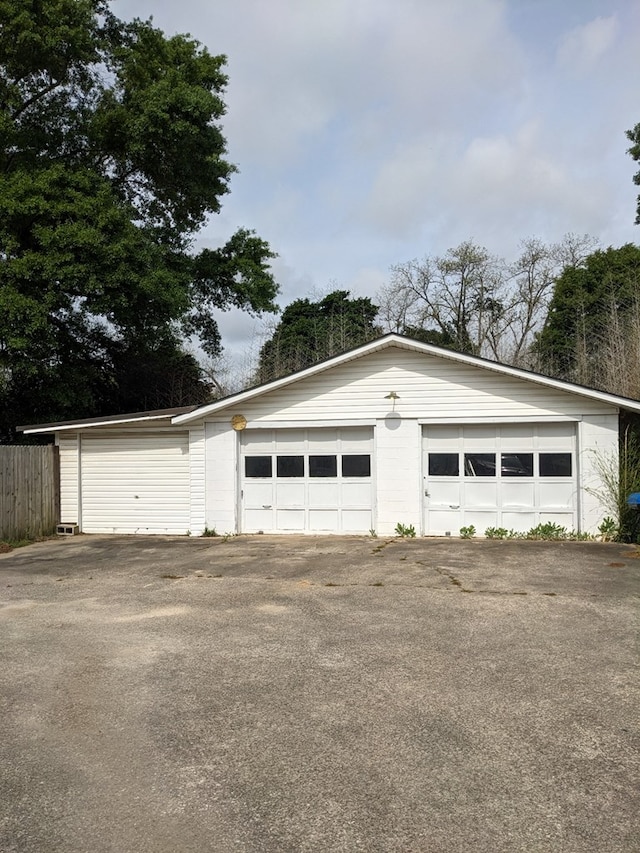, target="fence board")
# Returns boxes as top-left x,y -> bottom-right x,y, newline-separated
0,446 -> 59,540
